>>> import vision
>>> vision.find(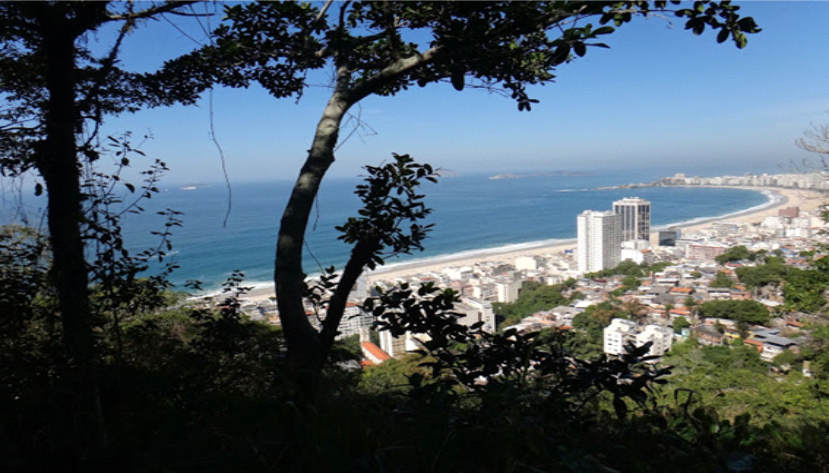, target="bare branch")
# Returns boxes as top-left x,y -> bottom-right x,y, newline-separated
797,121 -> 829,155
312,0 -> 334,29
338,1 -> 350,34
106,1 -> 204,22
